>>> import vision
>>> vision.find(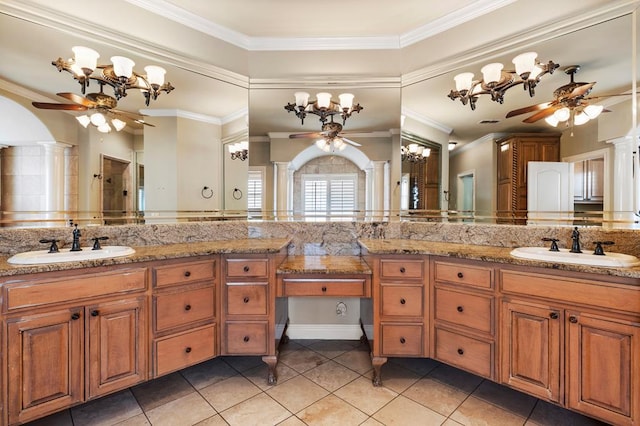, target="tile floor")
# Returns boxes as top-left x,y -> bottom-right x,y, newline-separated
26,339 -> 609,426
